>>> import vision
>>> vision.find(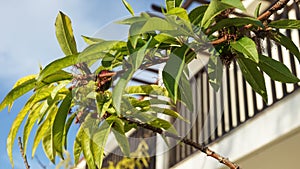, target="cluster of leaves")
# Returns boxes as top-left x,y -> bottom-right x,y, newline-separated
0,0 -> 300,168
